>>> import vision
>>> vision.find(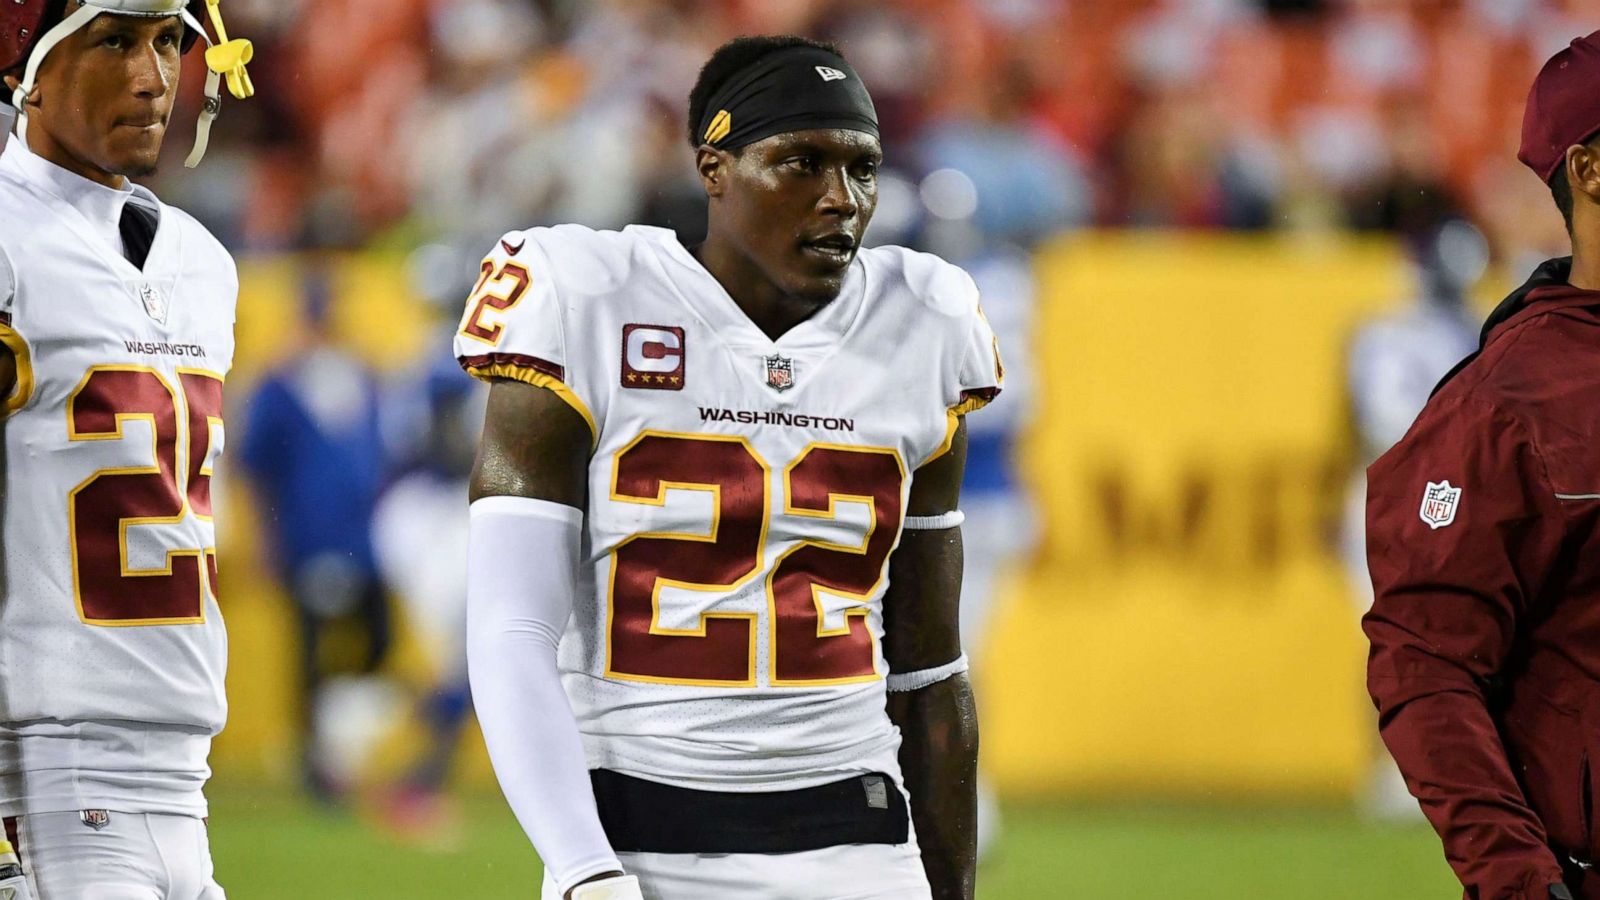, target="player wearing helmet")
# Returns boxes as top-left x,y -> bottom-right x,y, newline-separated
0,2 -> 253,898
